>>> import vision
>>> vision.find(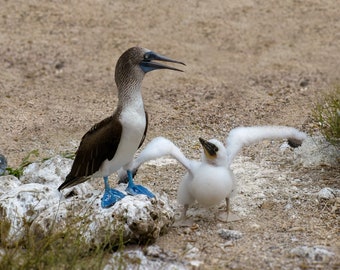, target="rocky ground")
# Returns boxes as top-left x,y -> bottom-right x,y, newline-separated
0,0 -> 339,269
